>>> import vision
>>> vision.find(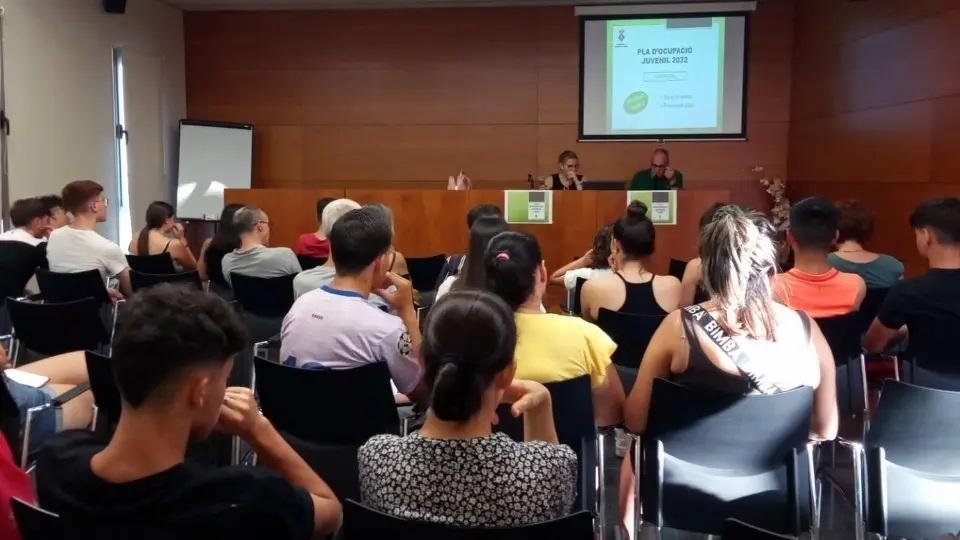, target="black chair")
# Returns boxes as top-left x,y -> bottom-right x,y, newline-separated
7,297 -> 111,364
279,431 -> 362,502
595,308 -> 664,394
856,380 -> 960,539
721,518 -> 794,539
858,287 -> 889,334
494,375 -> 599,515
130,270 -> 202,292
296,254 -> 326,270
254,356 -> 399,444
126,253 -> 176,275
564,277 -> 587,317
638,378 -> 815,536
815,312 -> 868,419
231,273 -> 297,342
85,351 -> 121,432
0,241 -> 46,334
35,269 -> 110,304
668,258 -> 687,281
340,499 -> 595,540
406,254 -> 446,293
18,383 -> 91,468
